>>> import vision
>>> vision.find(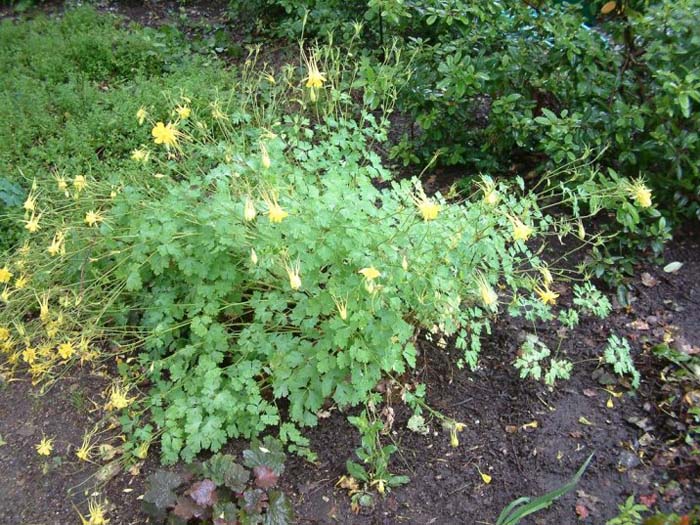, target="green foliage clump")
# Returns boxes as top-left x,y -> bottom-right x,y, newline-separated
0,6 -> 231,252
